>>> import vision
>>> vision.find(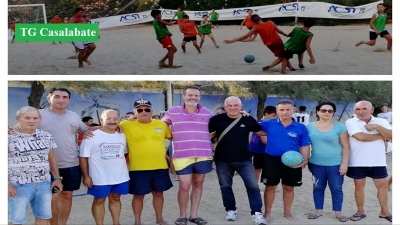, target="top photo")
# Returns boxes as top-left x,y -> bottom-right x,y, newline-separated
8,0 -> 392,75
